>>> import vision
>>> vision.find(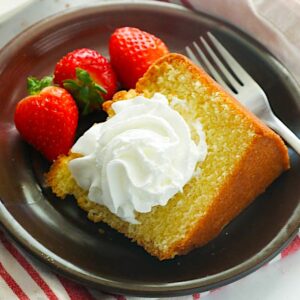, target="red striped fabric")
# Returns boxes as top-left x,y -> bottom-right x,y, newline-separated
0,231 -> 58,300
57,275 -> 97,300
0,261 -> 29,300
281,235 -> 300,258
2,228 -> 299,299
